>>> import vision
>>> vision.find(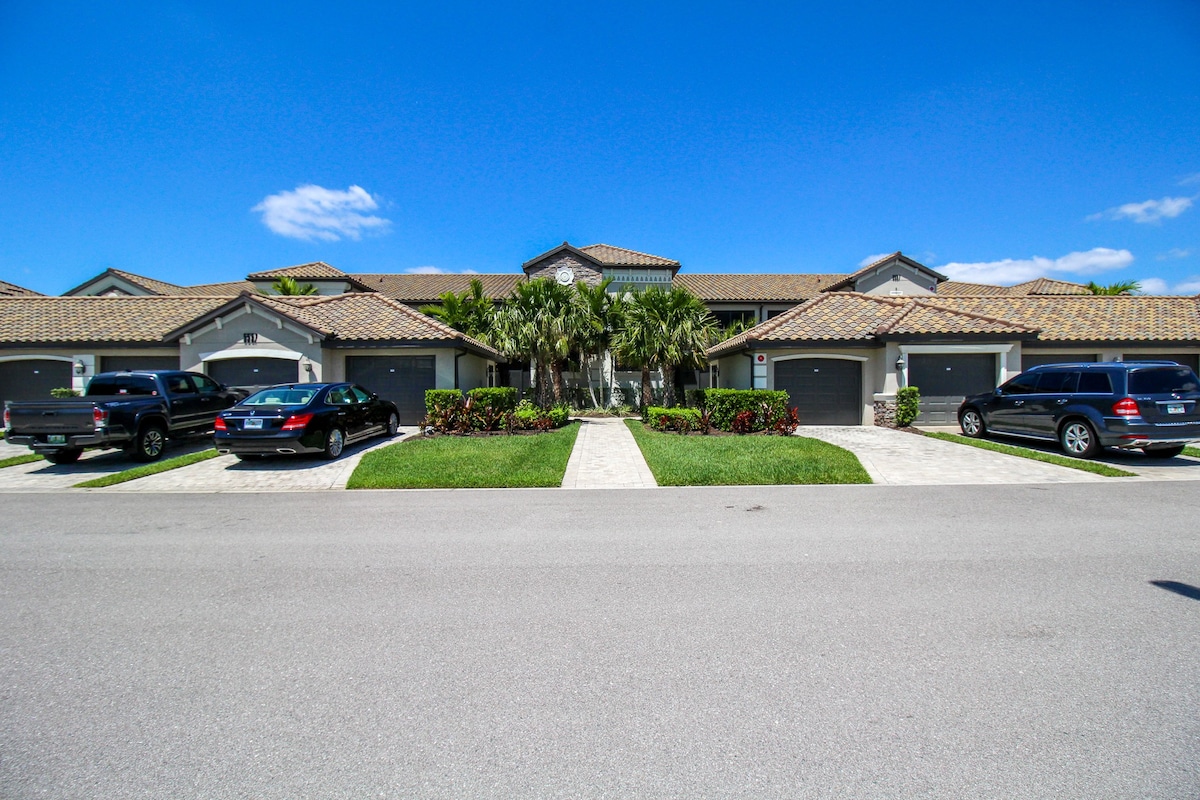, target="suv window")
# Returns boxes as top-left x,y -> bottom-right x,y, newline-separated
1129,367 -> 1200,394
1035,371 -> 1077,393
1076,372 -> 1113,394
1002,373 -> 1040,394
